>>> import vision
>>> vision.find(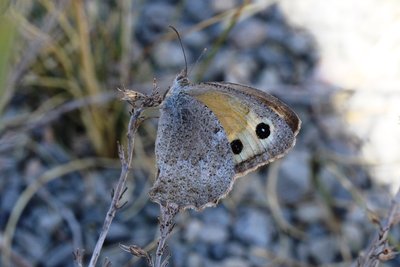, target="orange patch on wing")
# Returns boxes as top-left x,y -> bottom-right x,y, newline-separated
194,91 -> 249,141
